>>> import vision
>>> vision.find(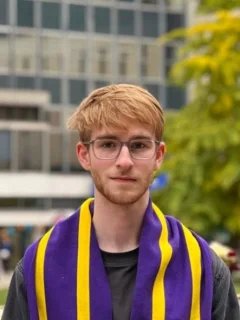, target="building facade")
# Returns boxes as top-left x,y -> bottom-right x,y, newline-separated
0,0 -> 187,226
